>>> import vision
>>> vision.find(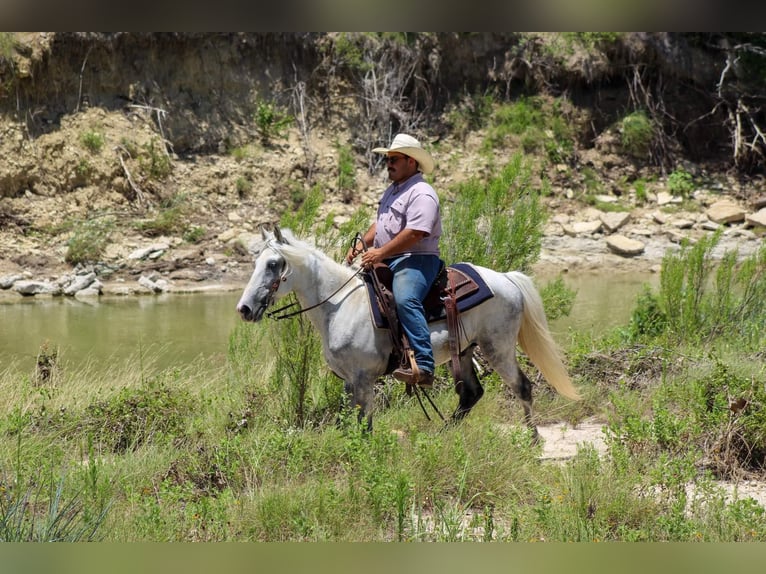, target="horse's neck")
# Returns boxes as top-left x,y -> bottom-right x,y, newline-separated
290,251 -> 357,310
